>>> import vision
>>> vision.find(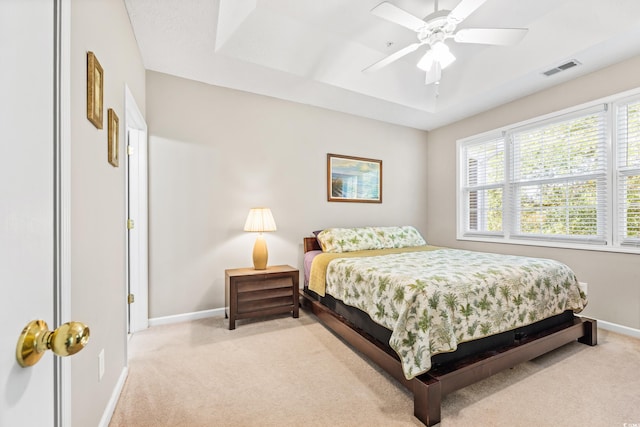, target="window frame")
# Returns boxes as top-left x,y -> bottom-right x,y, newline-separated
458,132 -> 506,238
456,87 -> 640,254
613,94 -> 640,248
